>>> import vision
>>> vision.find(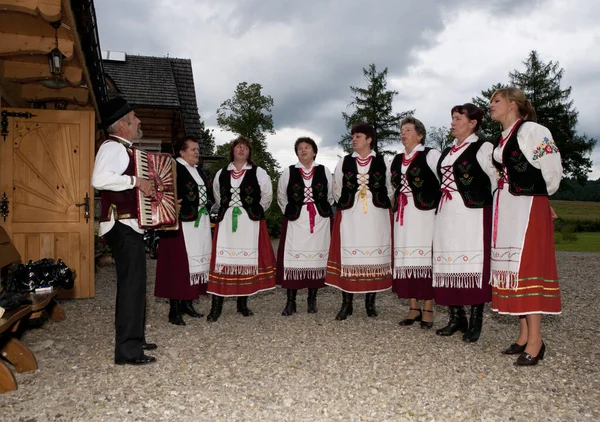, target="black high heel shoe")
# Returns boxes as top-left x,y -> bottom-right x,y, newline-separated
502,342 -> 527,355
514,341 -> 546,366
420,309 -> 434,329
399,308 -> 422,326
